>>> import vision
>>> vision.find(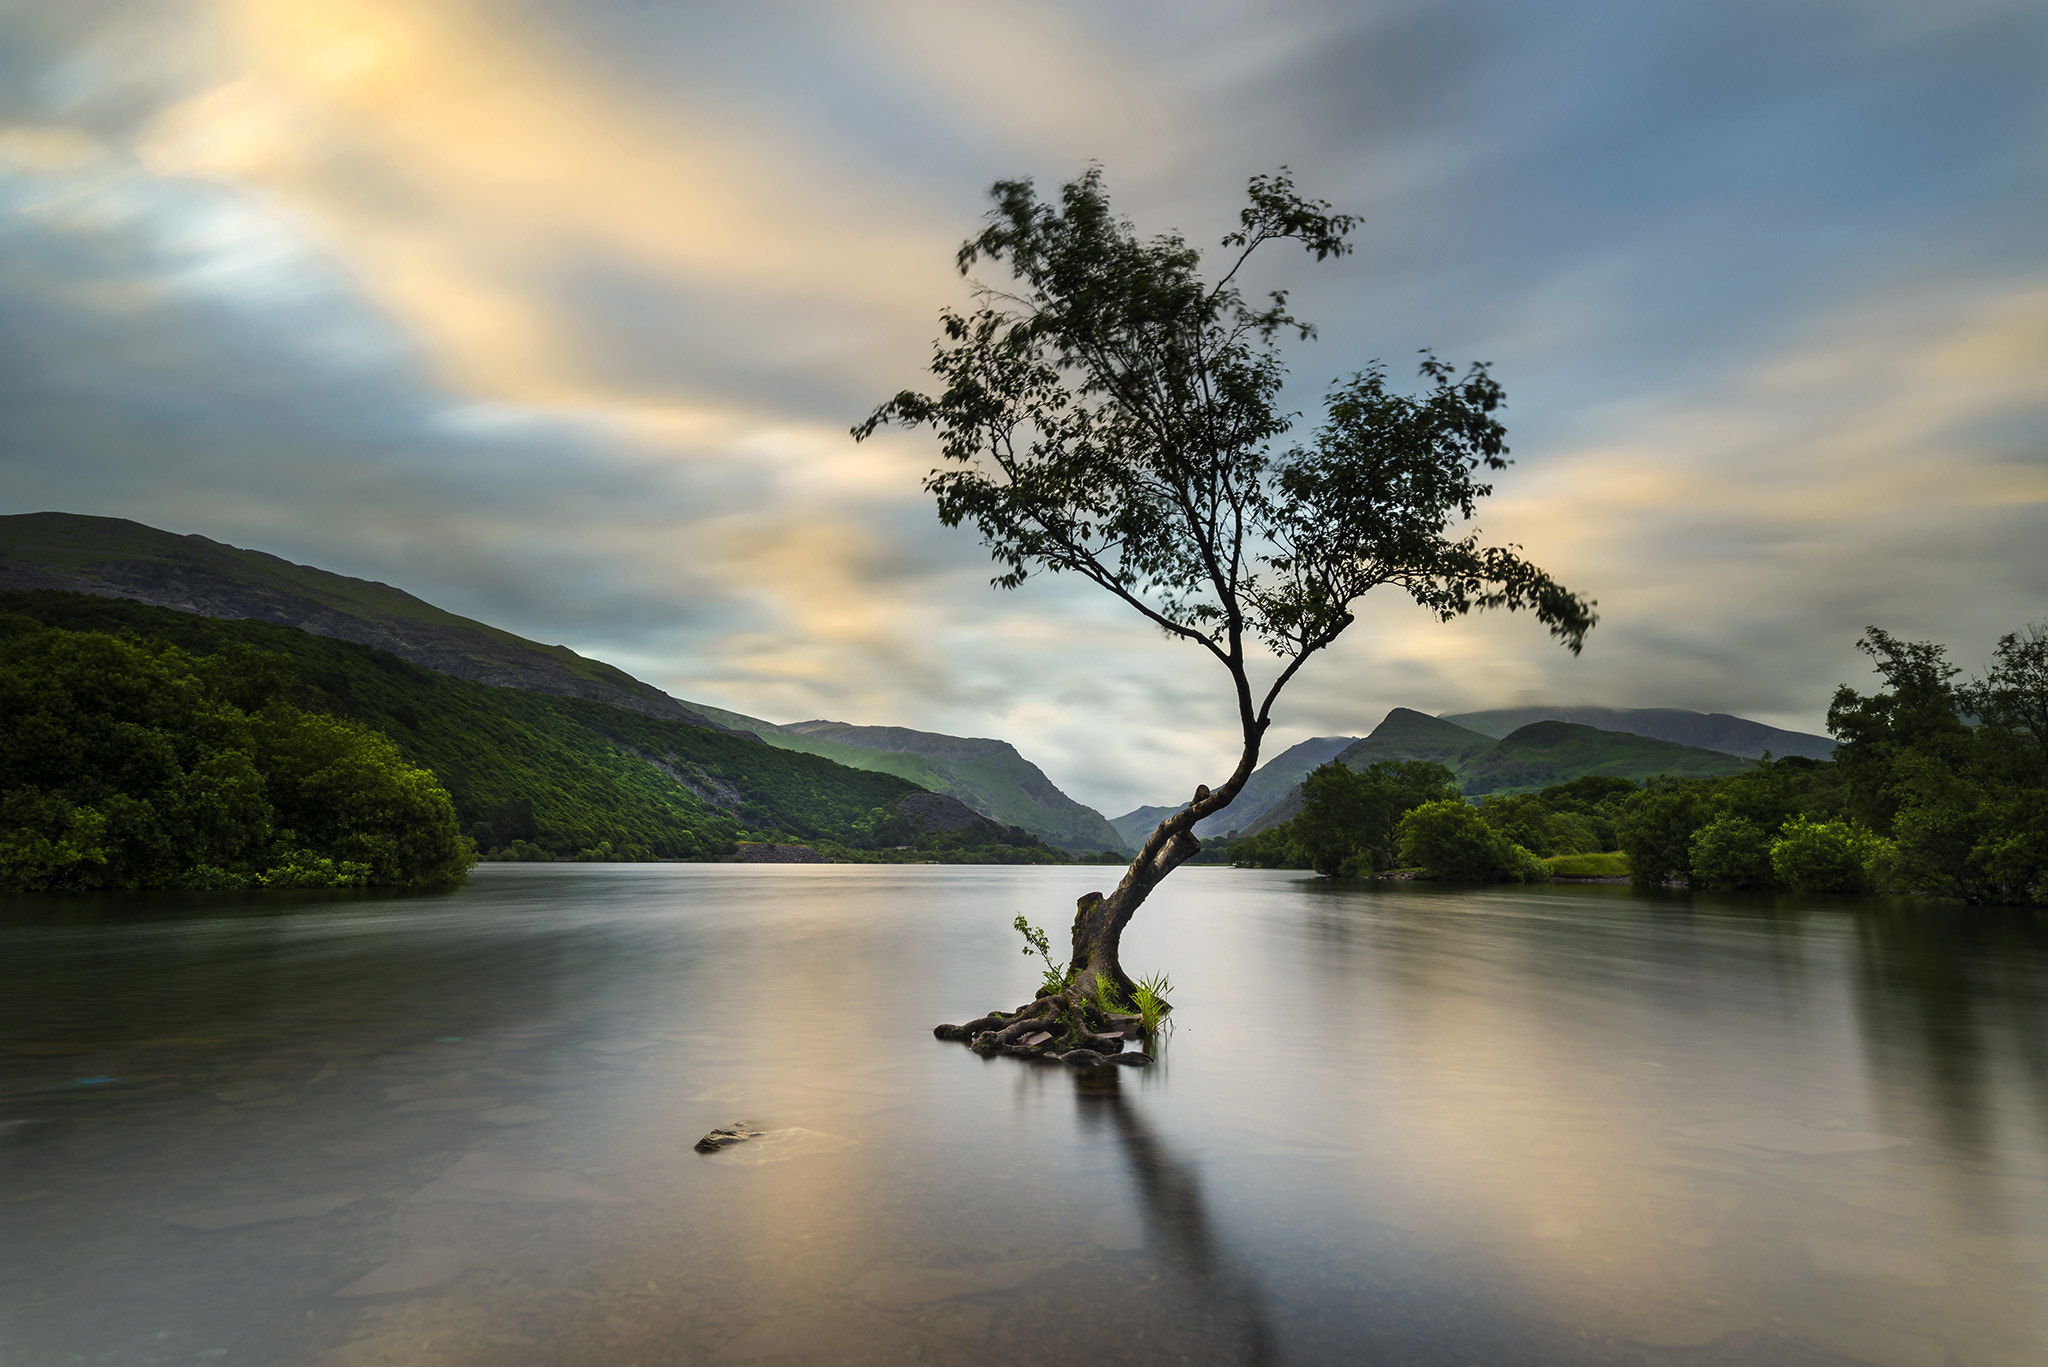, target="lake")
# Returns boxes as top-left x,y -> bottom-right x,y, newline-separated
3,864 -> 2045,1366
